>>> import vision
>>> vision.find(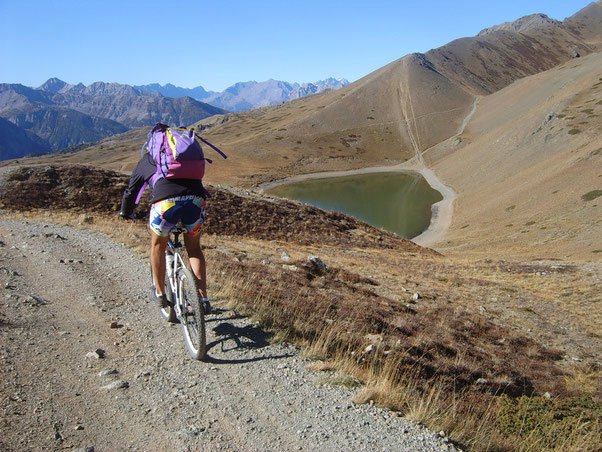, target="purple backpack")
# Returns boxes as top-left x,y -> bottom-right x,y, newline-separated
135,123 -> 227,203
